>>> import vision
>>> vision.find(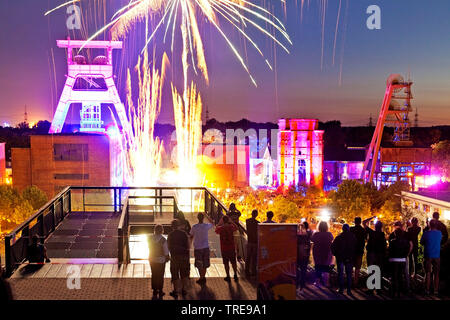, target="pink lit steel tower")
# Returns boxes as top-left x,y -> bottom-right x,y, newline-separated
49,39 -> 131,137
278,119 -> 324,188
